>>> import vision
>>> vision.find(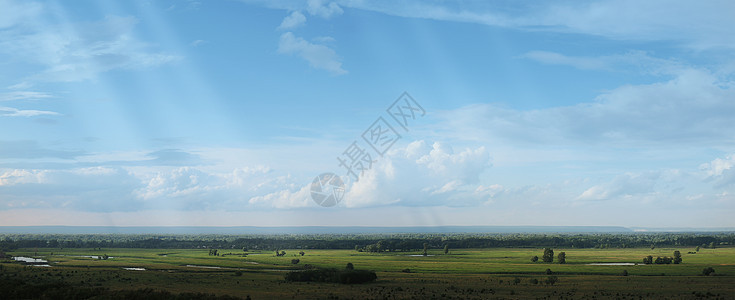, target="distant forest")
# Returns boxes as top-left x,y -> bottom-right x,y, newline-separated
1,232 -> 733,251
